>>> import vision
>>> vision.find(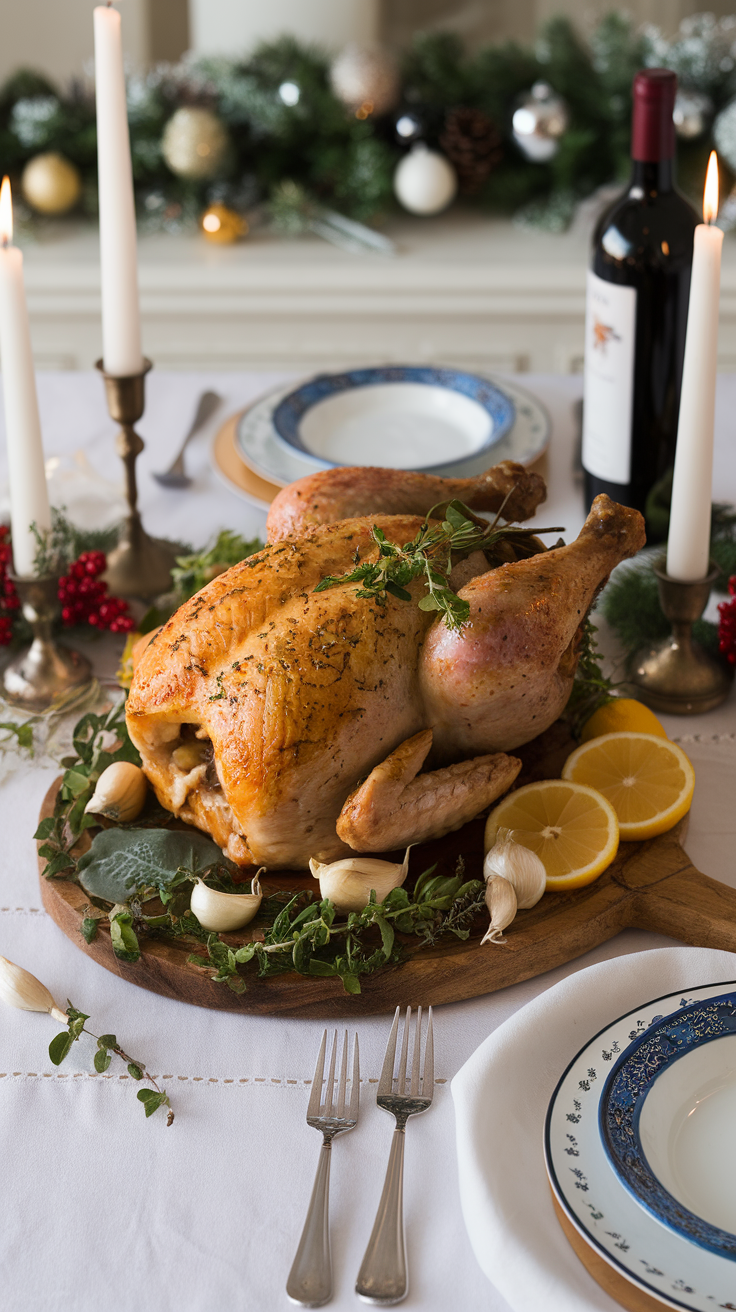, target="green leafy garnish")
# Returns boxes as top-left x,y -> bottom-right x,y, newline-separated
315,500 -> 563,632
172,530 -> 263,602
48,1003 -> 173,1124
